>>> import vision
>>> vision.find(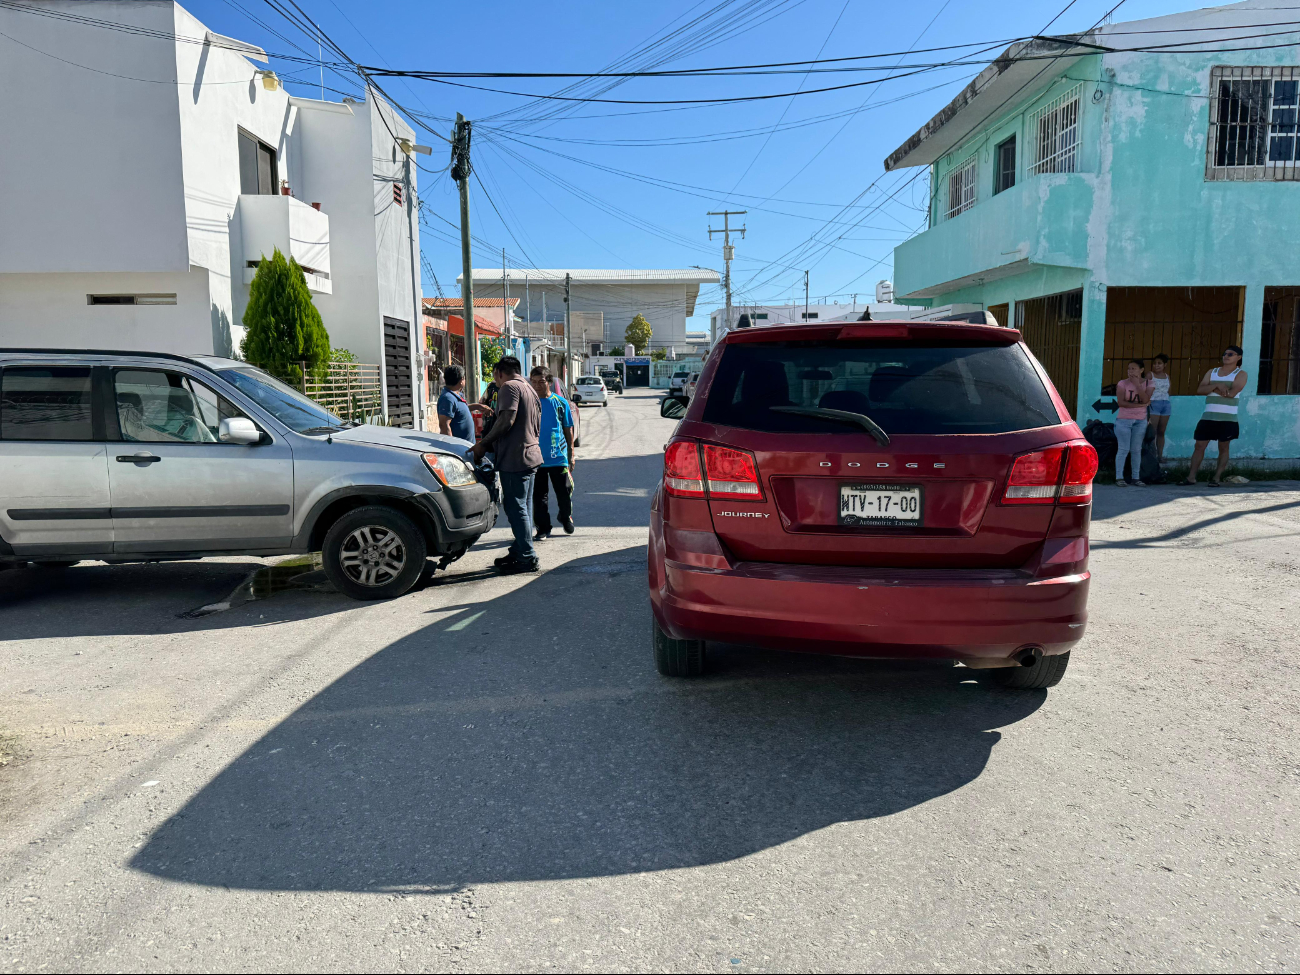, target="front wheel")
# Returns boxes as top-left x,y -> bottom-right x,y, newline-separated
652,615 -> 705,677
991,651 -> 1070,689
322,505 -> 427,600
